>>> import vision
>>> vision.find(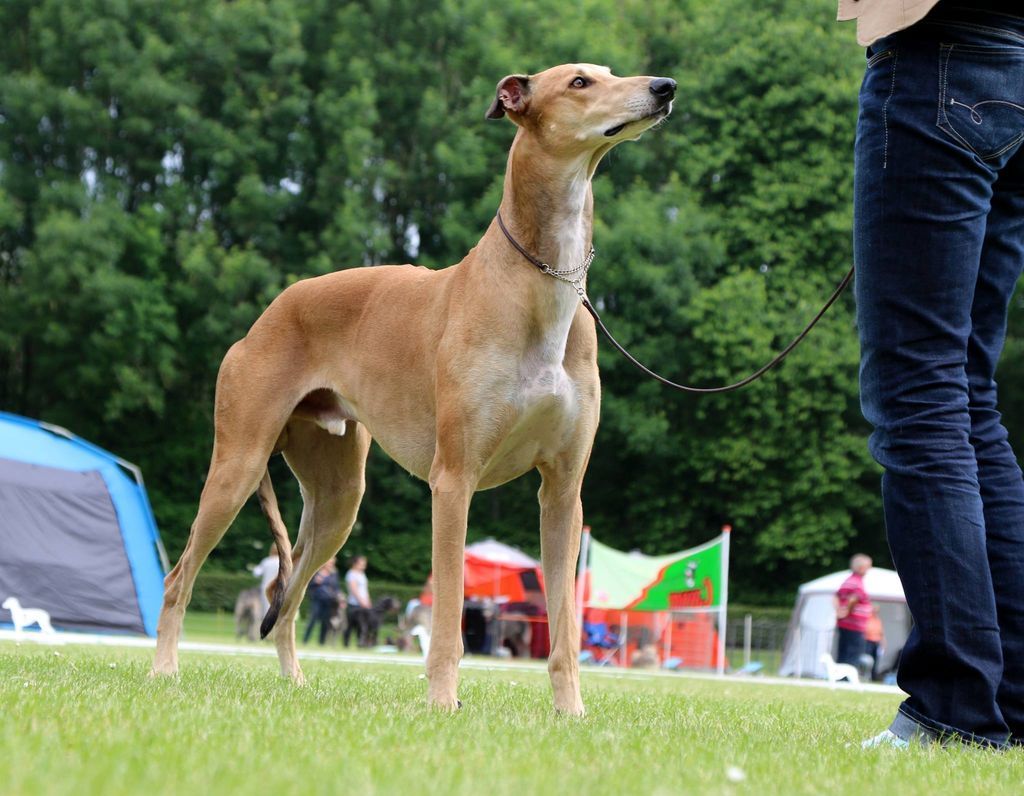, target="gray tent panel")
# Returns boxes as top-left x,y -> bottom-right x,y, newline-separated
0,458 -> 145,634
